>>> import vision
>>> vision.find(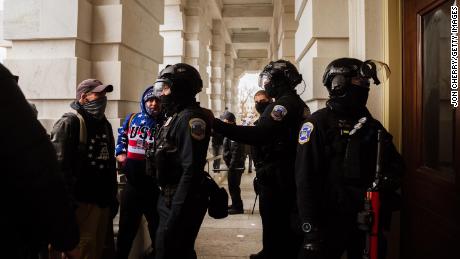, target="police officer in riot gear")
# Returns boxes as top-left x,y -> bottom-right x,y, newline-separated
213,60 -> 309,259
150,63 -> 212,259
295,58 -> 403,259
